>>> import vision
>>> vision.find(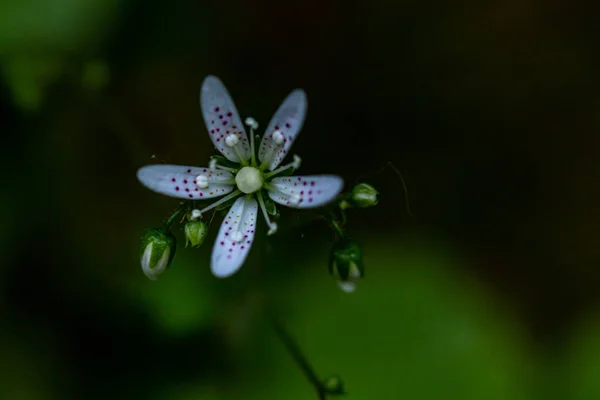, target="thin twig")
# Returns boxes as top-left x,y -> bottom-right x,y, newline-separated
265,309 -> 327,399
